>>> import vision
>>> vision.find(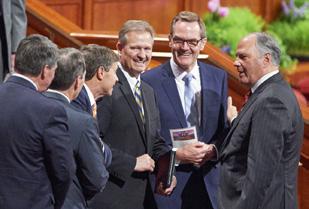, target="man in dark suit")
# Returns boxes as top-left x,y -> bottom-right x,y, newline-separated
44,48 -> 110,209
218,32 -> 304,209
0,0 -> 27,82
142,11 -> 228,209
72,44 -> 119,167
90,20 -> 176,209
0,34 -> 74,209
